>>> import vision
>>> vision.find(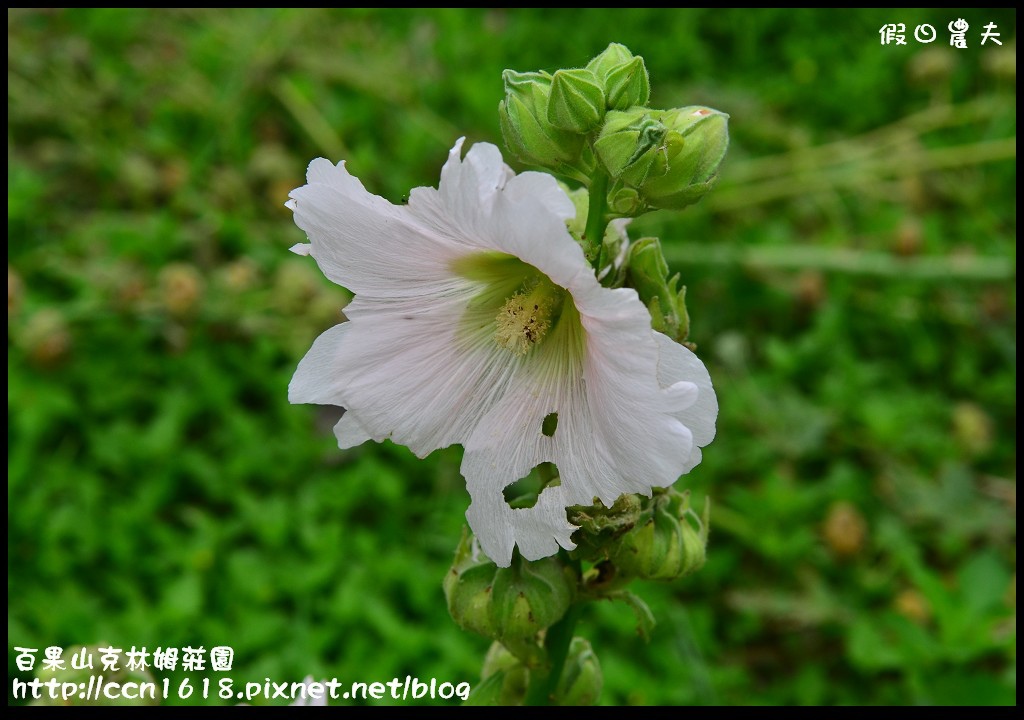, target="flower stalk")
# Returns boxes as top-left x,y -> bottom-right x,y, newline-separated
524,597 -> 583,706
289,39 -> 727,707
583,170 -> 610,265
